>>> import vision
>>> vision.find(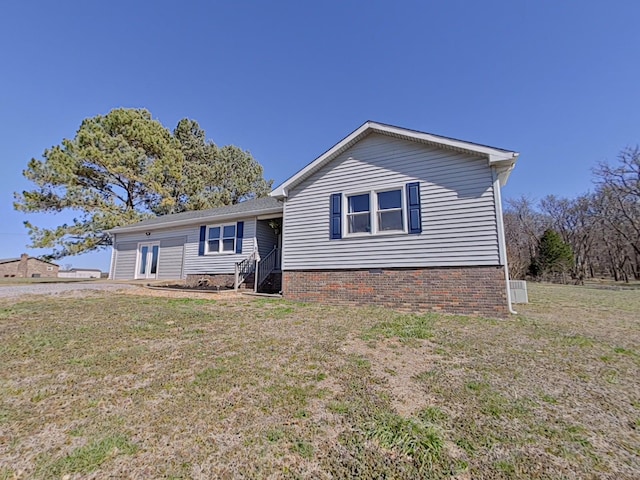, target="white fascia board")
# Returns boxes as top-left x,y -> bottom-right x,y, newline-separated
106,207 -> 283,235
270,121 -> 519,197
375,122 -> 518,161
